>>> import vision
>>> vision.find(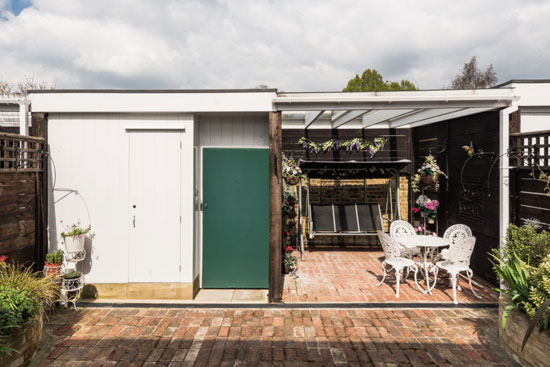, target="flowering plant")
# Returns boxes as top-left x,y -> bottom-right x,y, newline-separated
411,155 -> 447,192
413,198 -> 439,219
298,137 -> 387,158
60,220 -> 91,239
283,244 -> 298,278
414,225 -> 426,233
282,155 -> 303,183
0,255 -> 7,263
